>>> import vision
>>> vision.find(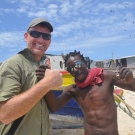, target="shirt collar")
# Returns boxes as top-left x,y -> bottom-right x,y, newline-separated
18,48 -> 40,64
